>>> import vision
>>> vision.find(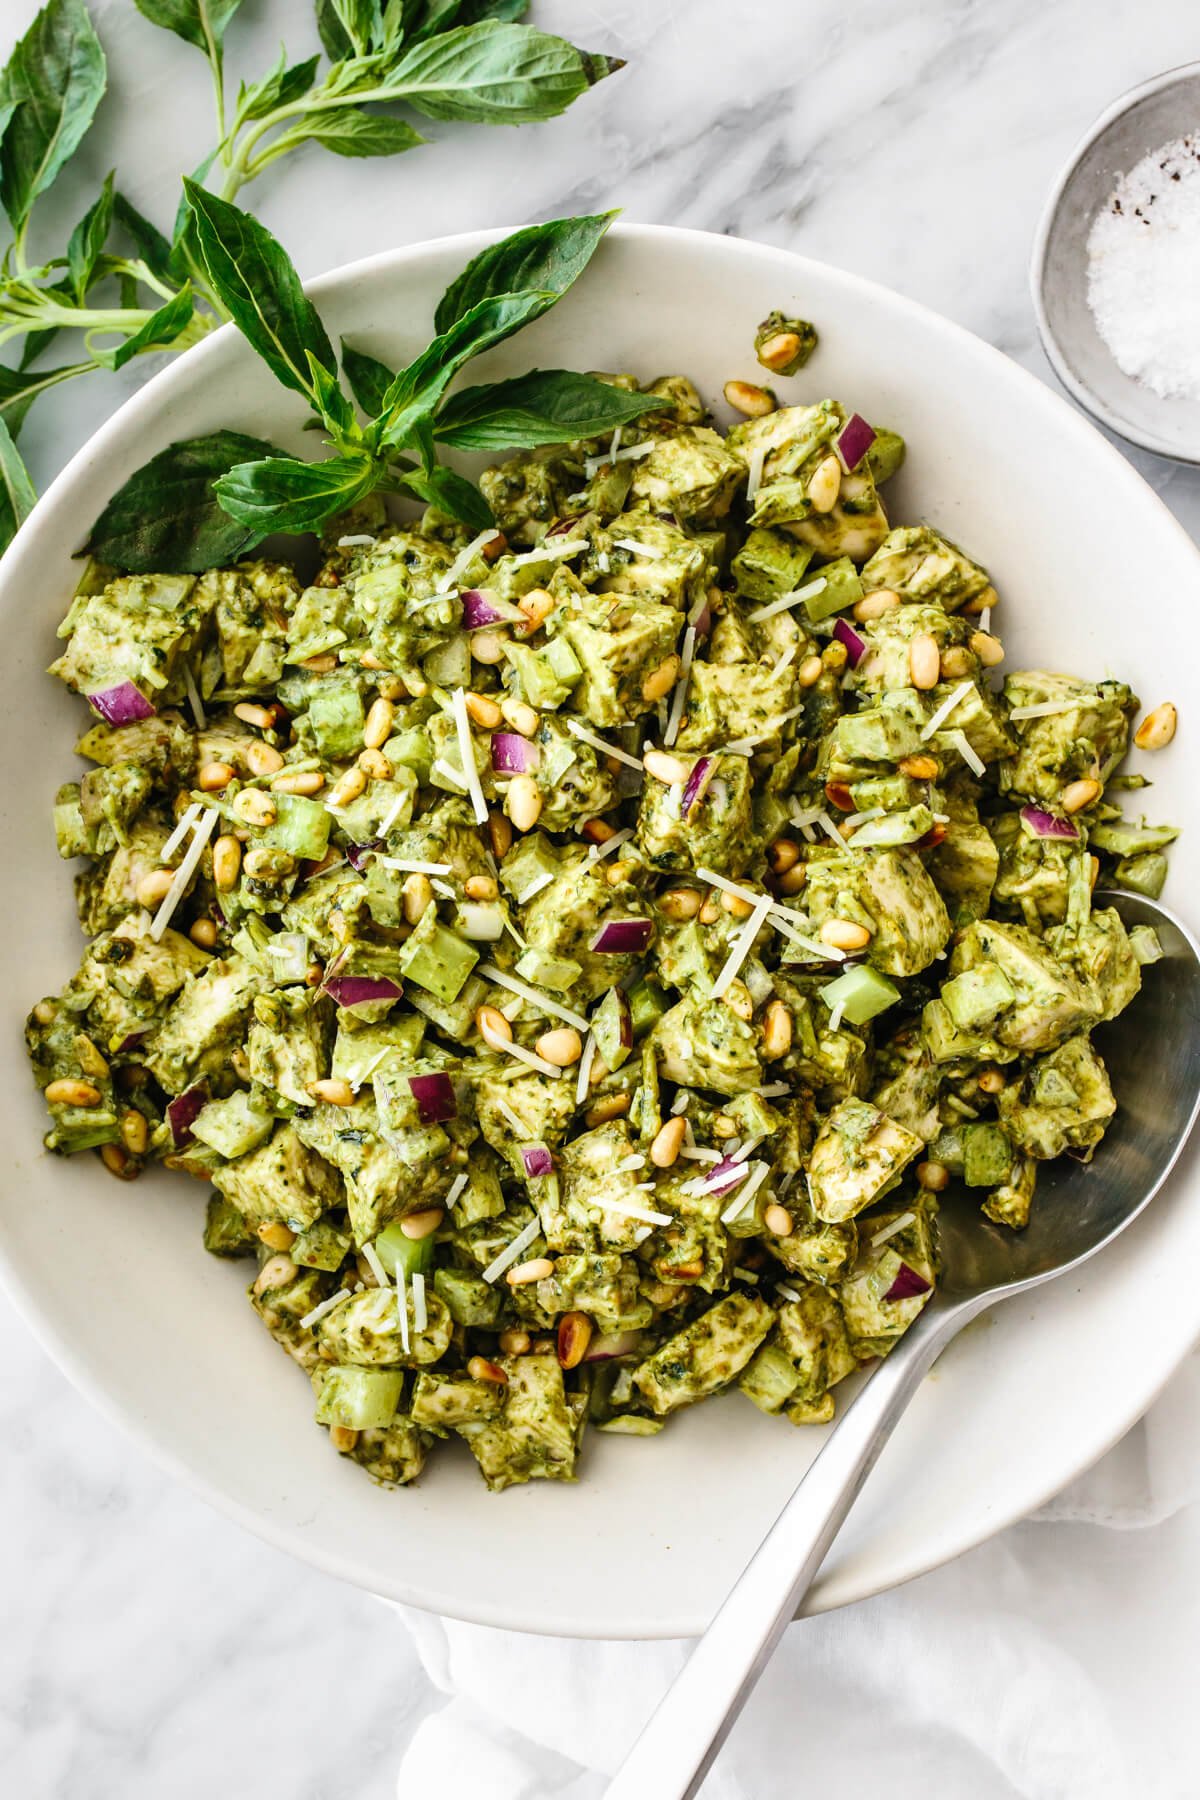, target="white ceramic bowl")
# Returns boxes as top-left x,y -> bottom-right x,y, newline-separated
3,225 -> 1199,1640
